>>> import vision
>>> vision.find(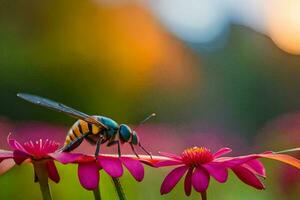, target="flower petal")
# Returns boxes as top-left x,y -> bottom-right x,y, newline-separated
232,165 -> 265,190
216,155 -> 259,167
213,147 -> 232,158
258,153 -> 300,169
0,159 -> 15,175
98,156 -> 123,178
158,152 -> 182,160
47,160 -> 60,183
184,168 -> 193,196
243,159 -> 266,177
160,166 -> 188,195
192,167 -> 210,192
155,160 -> 183,167
202,162 -> 228,183
78,162 -> 100,190
0,150 -> 14,159
50,152 -> 84,164
13,150 -> 30,165
217,152 -> 300,170
137,155 -> 178,167
121,157 -> 144,182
